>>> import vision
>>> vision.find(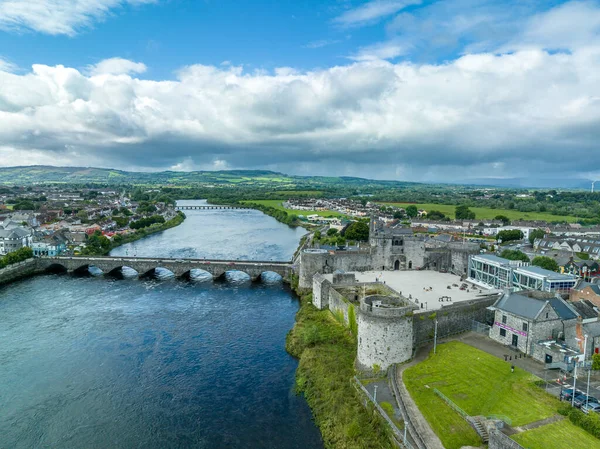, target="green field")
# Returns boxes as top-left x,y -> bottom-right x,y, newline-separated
241,199 -> 348,218
380,202 -> 578,222
513,419 -> 600,449
404,342 -> 561,449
